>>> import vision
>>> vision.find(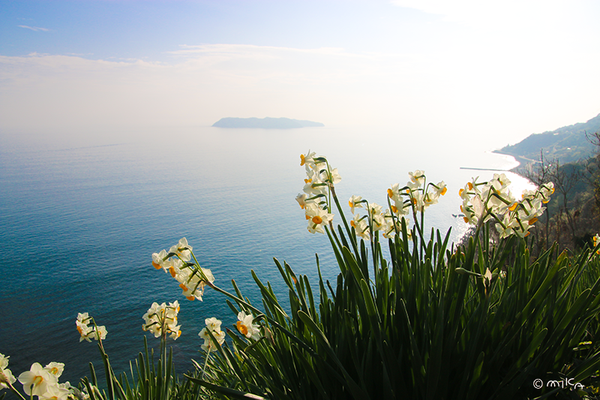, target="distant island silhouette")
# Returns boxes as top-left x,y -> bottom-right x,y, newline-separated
212,117 -> 324,129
